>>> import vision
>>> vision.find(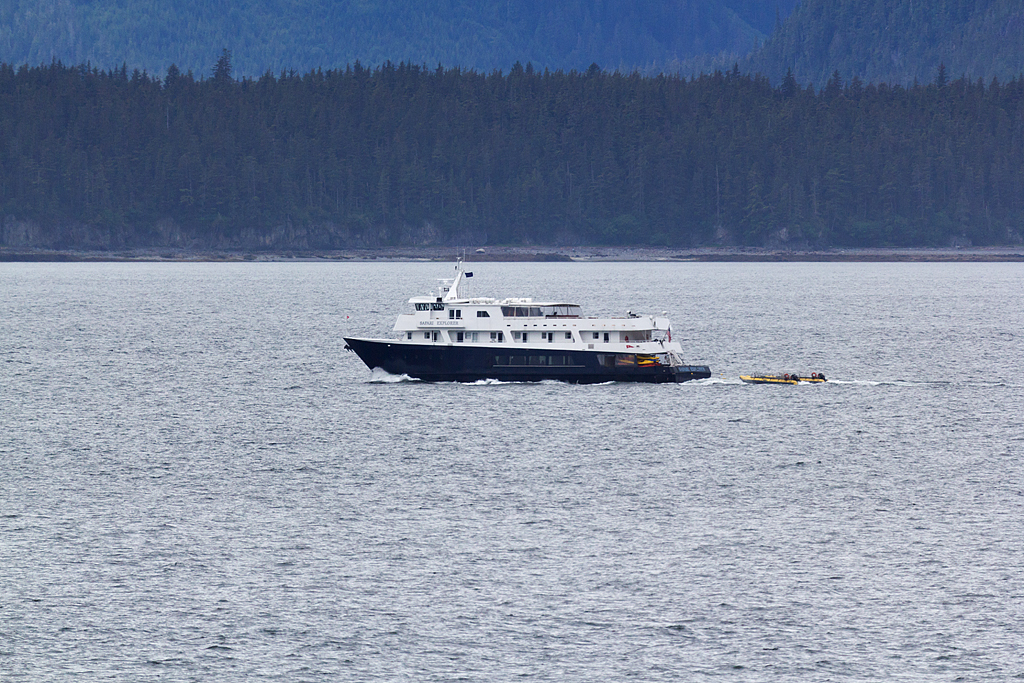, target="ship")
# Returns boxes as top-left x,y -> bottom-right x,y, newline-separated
344,260 -> 711,383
